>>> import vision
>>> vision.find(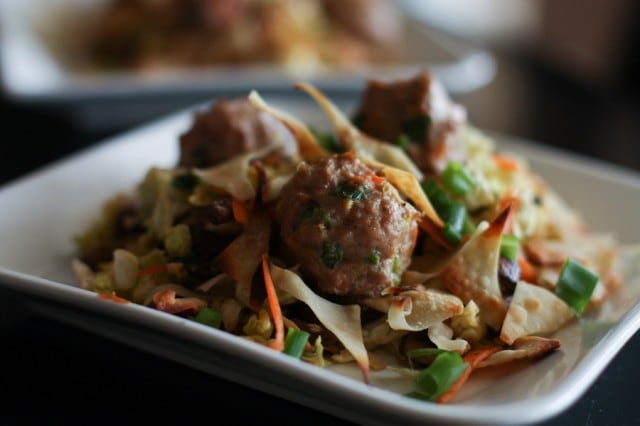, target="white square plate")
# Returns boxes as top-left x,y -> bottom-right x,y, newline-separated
1,97 -> 639,426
